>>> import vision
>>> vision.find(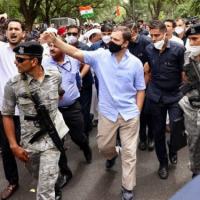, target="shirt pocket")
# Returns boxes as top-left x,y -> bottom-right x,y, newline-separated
18,97 -> 35,115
